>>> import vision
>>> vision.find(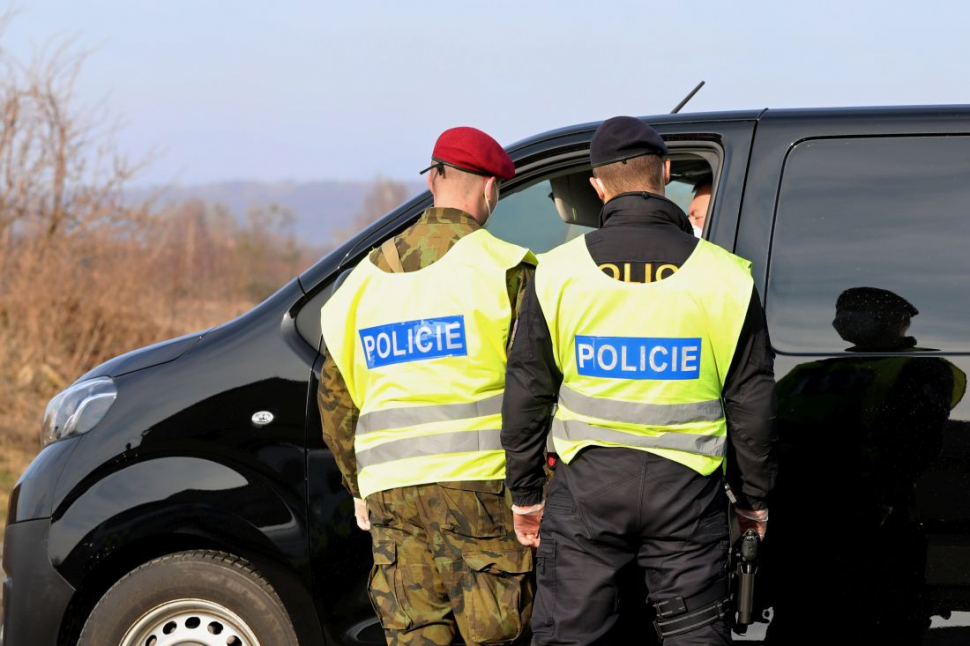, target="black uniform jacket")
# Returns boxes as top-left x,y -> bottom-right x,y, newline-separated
502,191 -> 778,511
